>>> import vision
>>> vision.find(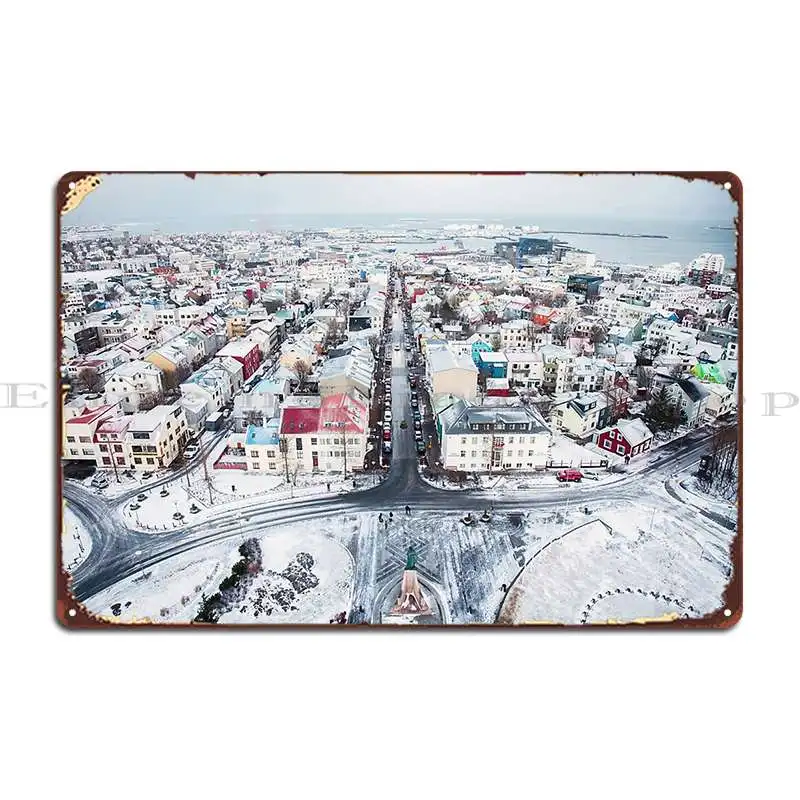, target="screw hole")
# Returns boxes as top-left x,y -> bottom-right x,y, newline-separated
68,182 -> 76,190
723,181 -> 732,190
723,608 -> 732,617
68,608 -> 77,617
